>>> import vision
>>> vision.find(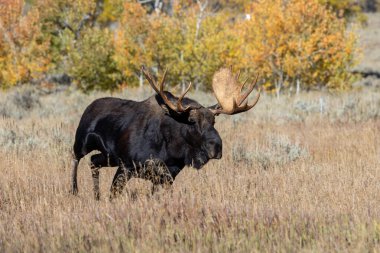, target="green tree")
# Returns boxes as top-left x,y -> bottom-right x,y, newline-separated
68,27 -> 123,91
98,0 -> 124,24
36,0 -> 125,91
